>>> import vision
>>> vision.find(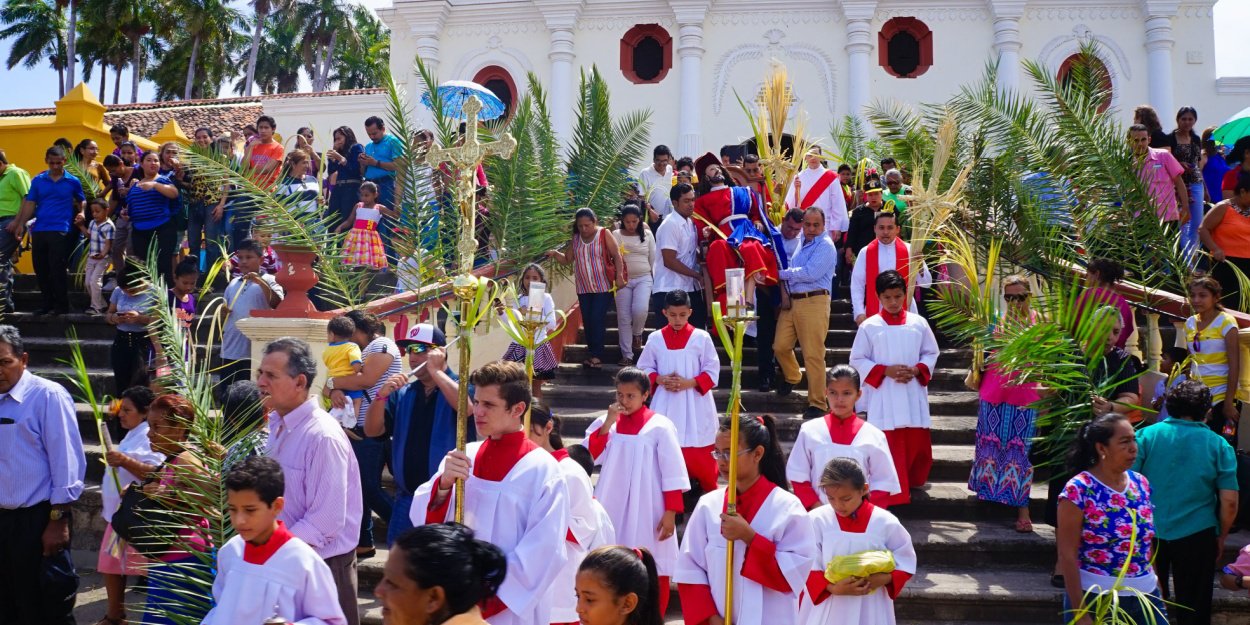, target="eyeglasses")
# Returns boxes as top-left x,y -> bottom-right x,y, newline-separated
406,343 -> 431,355
710,448 -> 750,462
1003,293 -> 1030,302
